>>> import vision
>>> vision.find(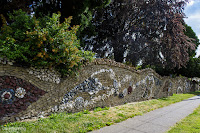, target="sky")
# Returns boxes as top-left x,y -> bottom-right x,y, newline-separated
184,0 -> 200,57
